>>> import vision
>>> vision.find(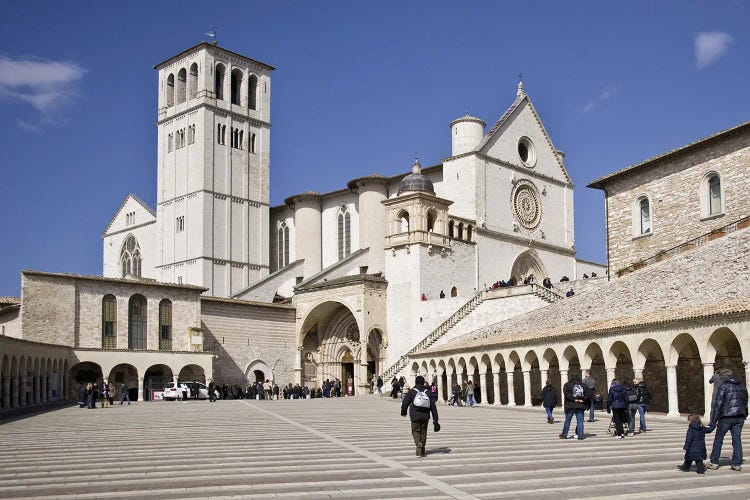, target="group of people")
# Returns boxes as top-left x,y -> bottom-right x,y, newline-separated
539,368 -> 747,475
78,381 -> 130,408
